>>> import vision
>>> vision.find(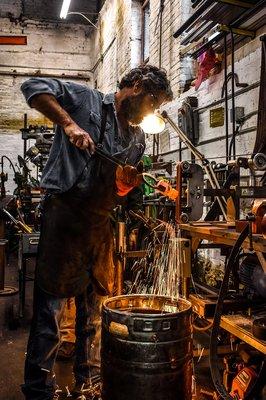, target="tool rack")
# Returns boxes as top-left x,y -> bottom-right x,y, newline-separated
174,0 -> 265,58
173,0 -> 265,162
